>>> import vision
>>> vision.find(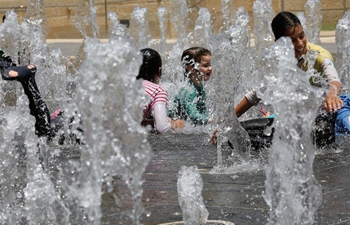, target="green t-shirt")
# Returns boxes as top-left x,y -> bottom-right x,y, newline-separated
170,81 -> 209,125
